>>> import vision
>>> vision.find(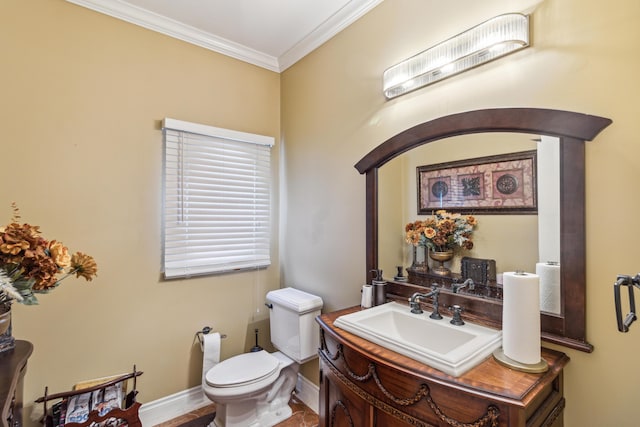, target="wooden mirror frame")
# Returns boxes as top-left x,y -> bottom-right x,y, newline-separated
355,108 -> 611,352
